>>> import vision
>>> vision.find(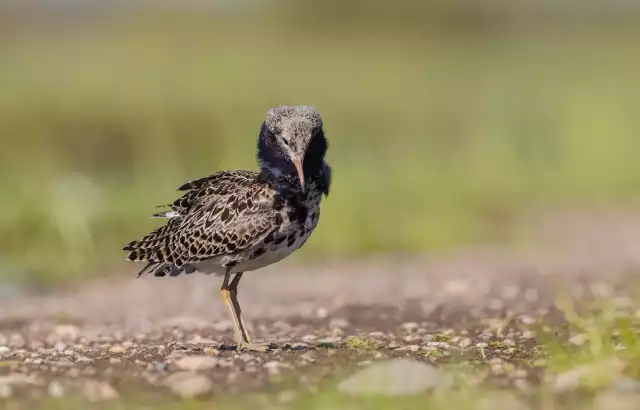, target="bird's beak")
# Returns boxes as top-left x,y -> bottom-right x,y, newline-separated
291,154 -> 305,192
